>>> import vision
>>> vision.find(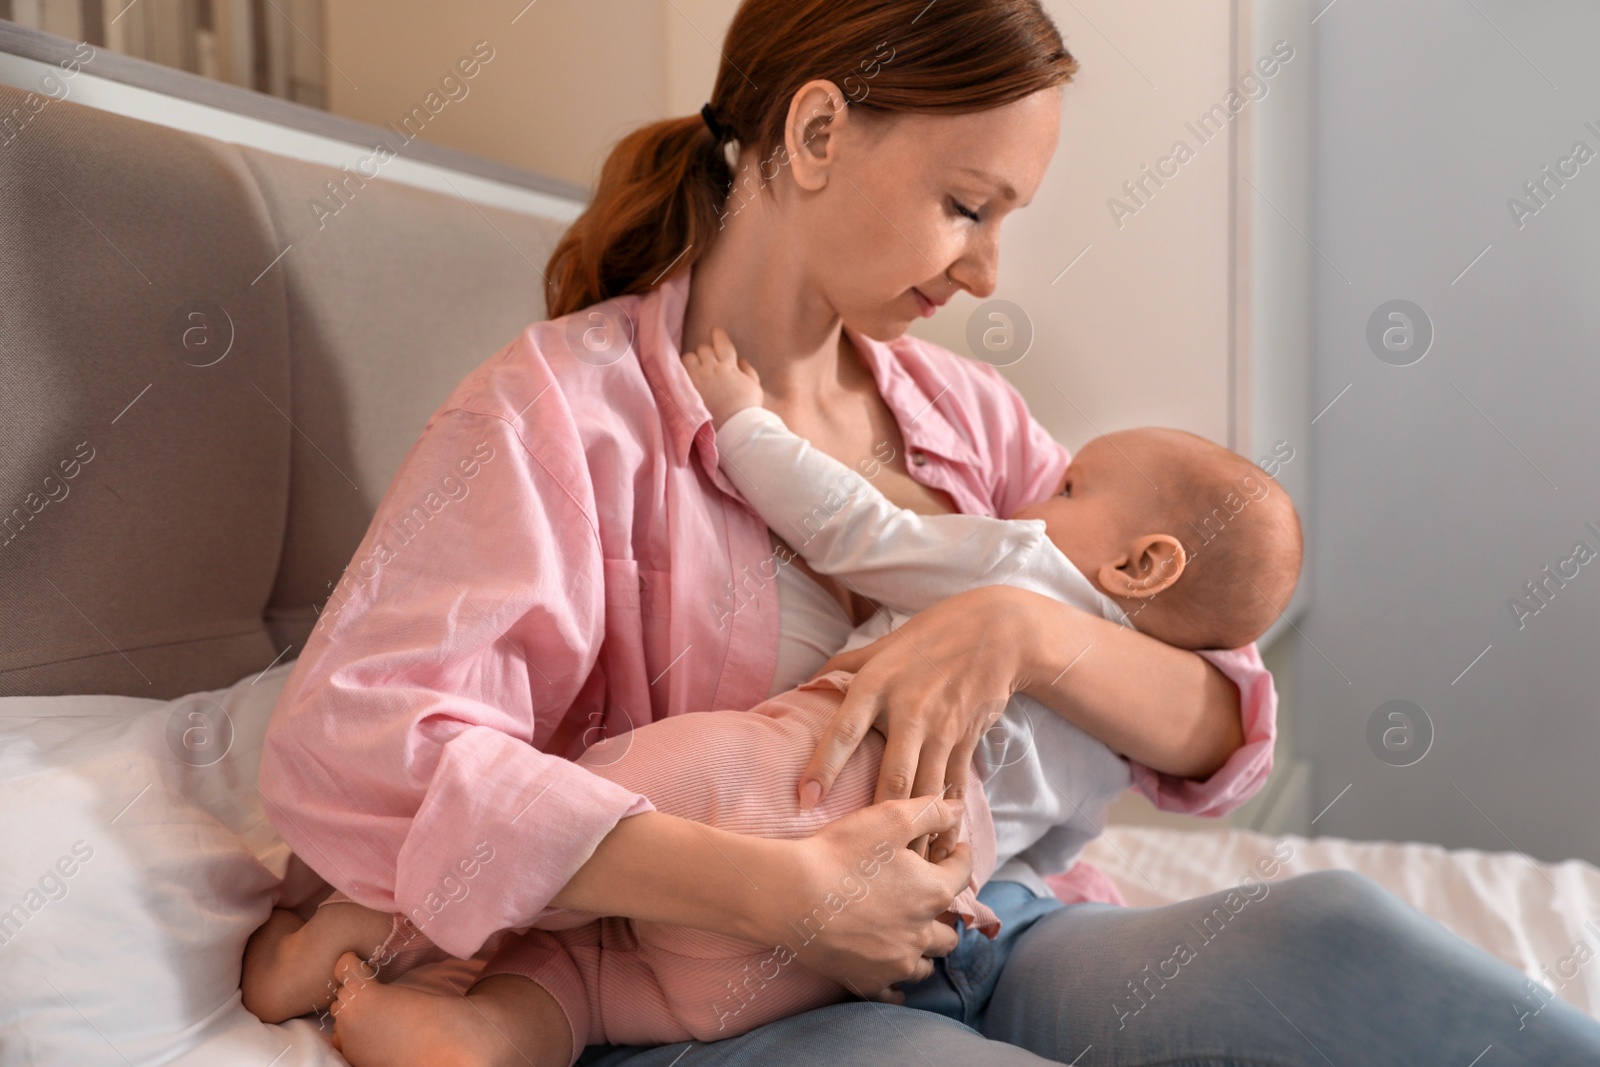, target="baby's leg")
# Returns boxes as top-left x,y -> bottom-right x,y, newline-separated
242,895 -> 396,1023
327,947 -> 573,1067
323,673 -> 991,1061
